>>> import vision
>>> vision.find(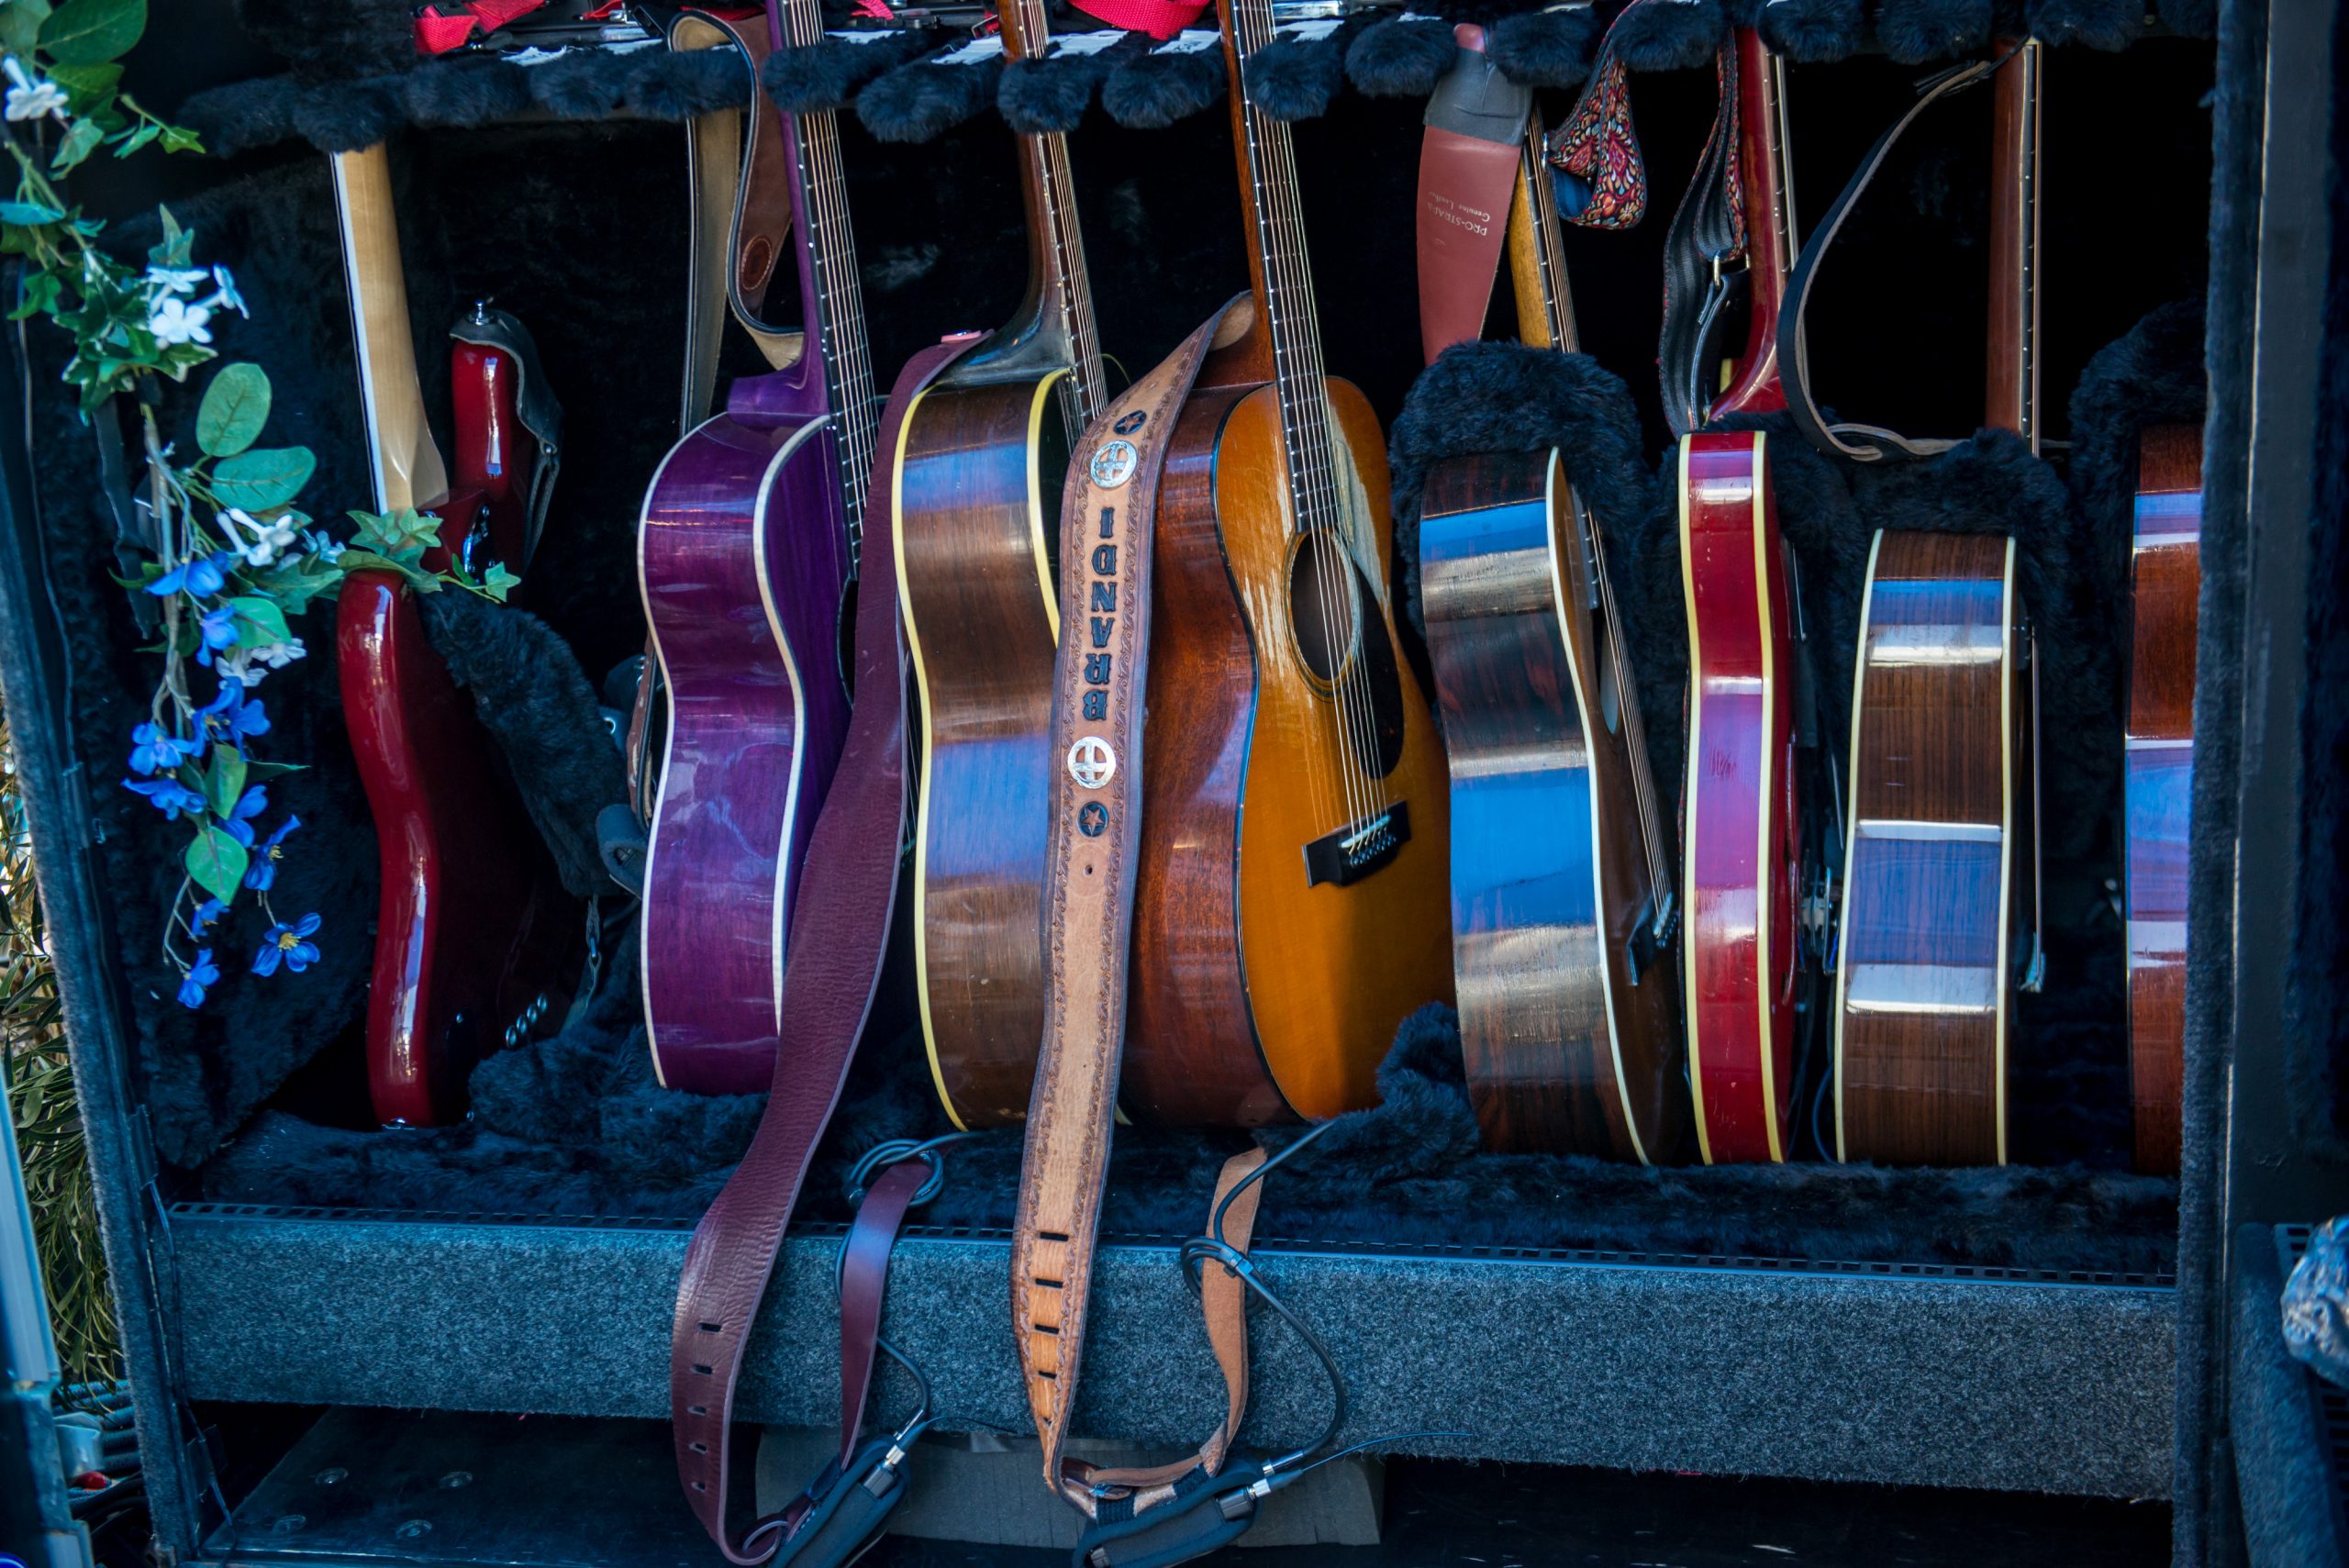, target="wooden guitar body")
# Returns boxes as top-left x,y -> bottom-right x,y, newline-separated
1679,431 -> 1802,1162
340,563 -> 580,1126
1419,448 -> 1685,1161
1124,376 -> 1454,1126
896,370 -> 1072,1129
1833,530 -> 2033,1165
636,389 -> 852,1096
2125,424 -> 2201,1175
